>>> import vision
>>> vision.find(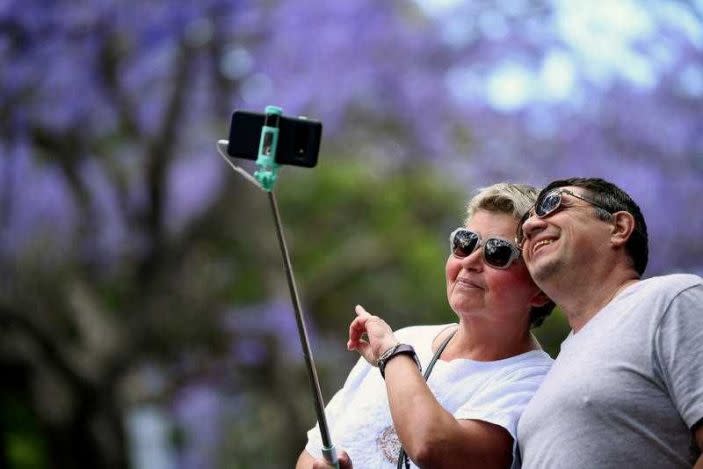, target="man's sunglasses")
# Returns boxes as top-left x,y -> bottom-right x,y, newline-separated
516,188 -> 613,245
449,228 -> 521,270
